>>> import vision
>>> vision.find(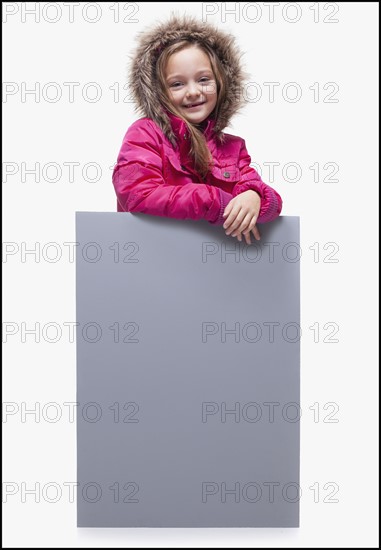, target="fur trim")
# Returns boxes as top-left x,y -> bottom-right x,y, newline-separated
127,13 -> 249,144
